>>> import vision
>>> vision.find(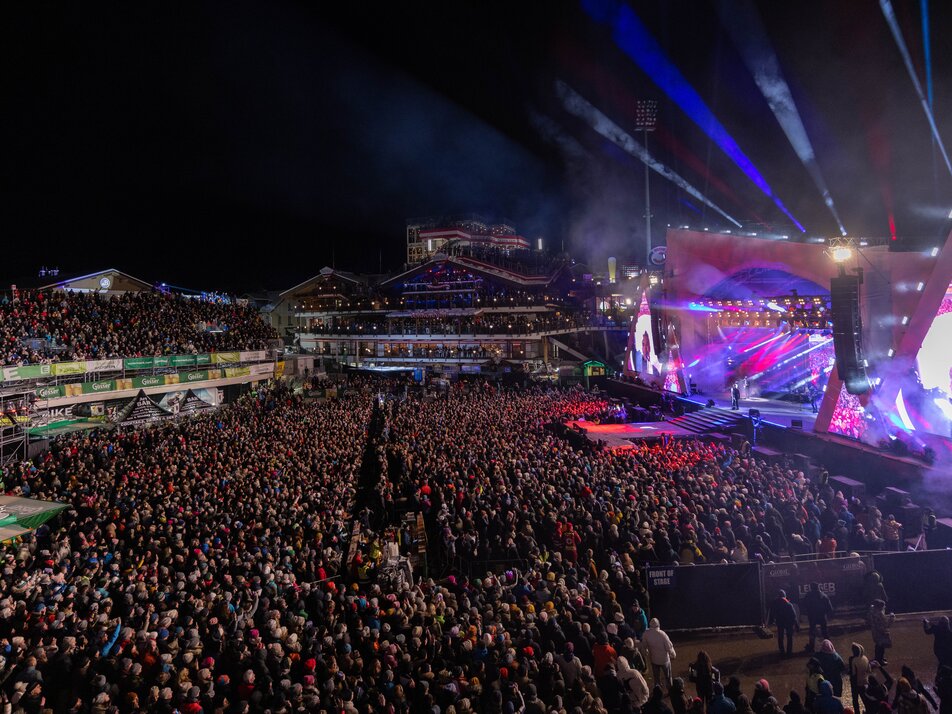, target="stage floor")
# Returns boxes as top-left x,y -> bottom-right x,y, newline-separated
565,420 -> 699,450
682,391 -> 819,429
